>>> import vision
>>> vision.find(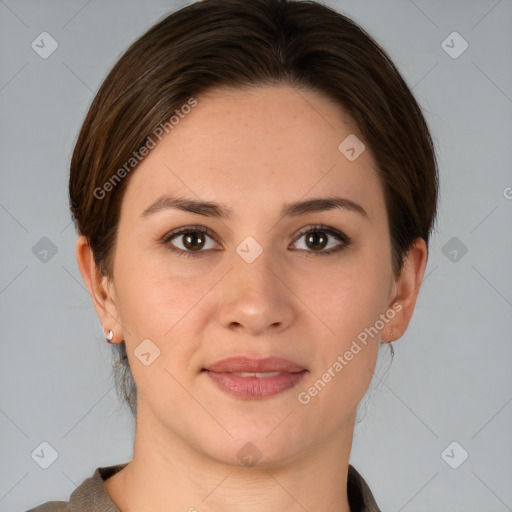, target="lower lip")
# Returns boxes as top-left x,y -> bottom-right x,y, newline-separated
205,370 -> 308,399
